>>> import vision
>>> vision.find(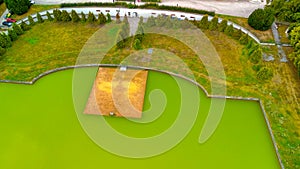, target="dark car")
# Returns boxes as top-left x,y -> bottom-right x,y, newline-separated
2,21 -> 12,27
